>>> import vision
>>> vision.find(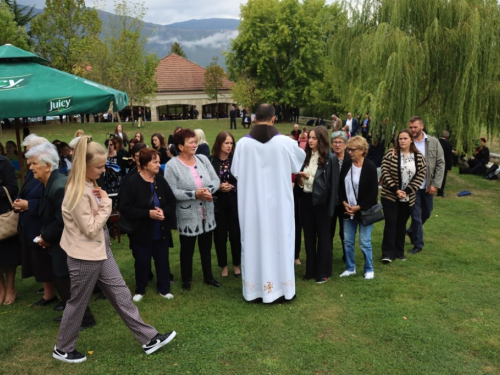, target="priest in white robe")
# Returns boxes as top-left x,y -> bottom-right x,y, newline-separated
231,103 -> 306,303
